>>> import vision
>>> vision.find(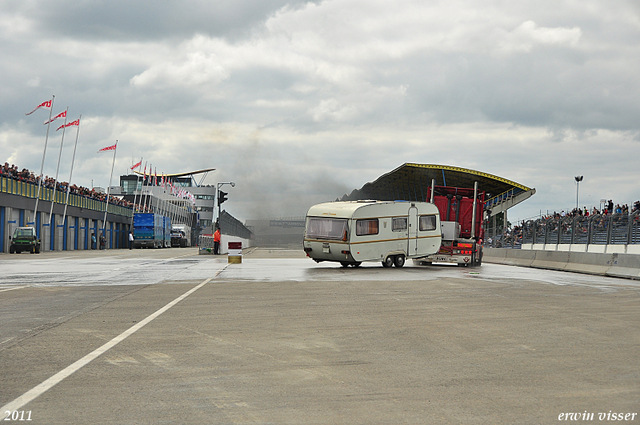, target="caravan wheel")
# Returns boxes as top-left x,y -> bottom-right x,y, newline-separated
394,255 -> 405,268
382,256 -> 394,268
